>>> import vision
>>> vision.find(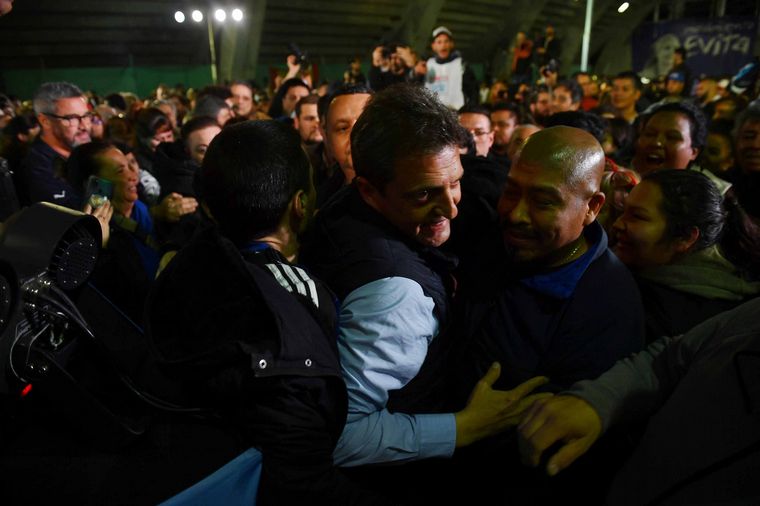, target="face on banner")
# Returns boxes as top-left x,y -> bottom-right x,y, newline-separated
632,18 -> 756,79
